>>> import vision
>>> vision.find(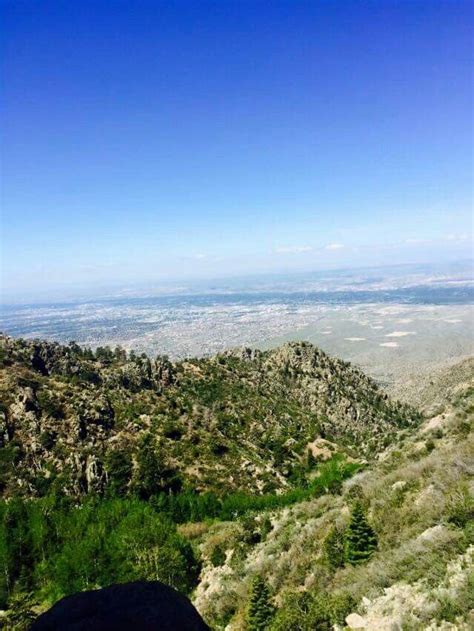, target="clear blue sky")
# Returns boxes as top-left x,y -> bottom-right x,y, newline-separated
1,0 -> 473,299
